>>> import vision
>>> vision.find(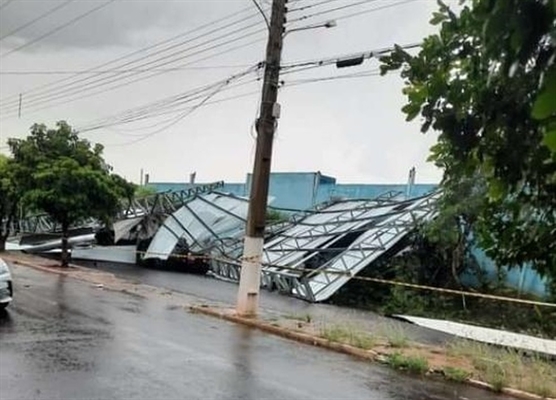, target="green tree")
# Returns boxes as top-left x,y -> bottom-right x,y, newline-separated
380,1 -> 556,283
0,155 -> 20,252
134,185 -> 156,198
8,121 -> 132,266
